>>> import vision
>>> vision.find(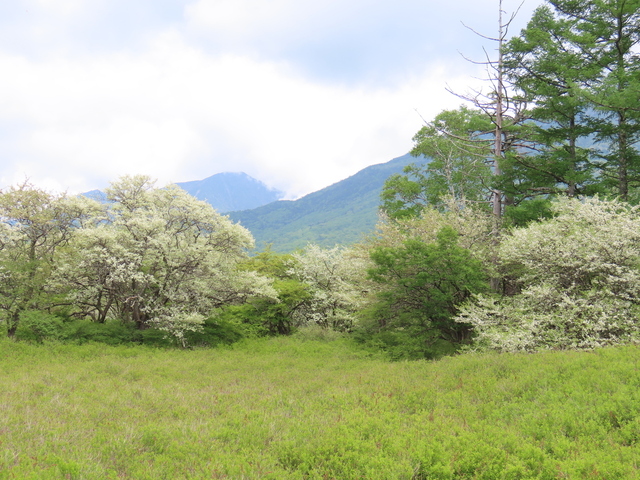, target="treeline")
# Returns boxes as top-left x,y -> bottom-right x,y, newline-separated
383,0 -> 640,221
0,175 -> 365,348
3,175 -> 640,358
